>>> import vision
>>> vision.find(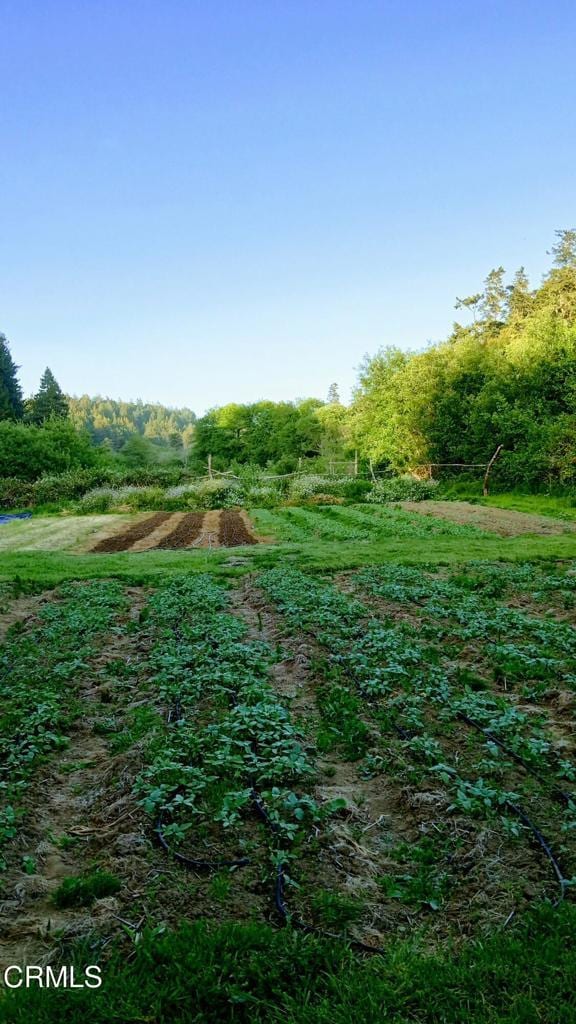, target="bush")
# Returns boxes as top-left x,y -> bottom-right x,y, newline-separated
304,493 -> 345,505
243,485 -> 283,508
366,475 -> 440,503
340,479 -> 372,501
289,475 -> 352,500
